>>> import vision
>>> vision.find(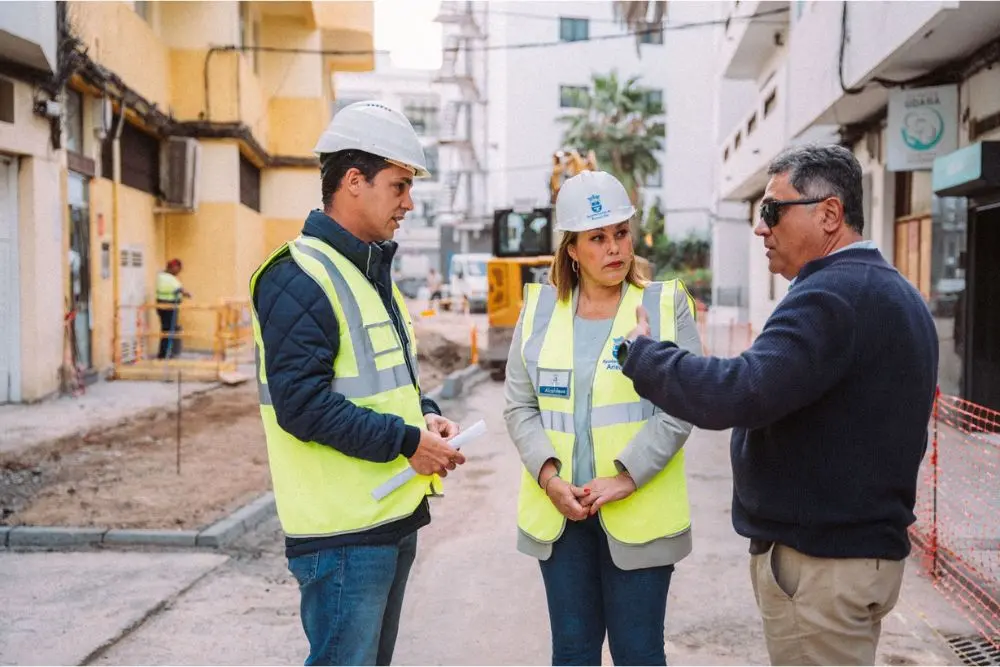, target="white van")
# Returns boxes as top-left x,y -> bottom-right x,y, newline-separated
448,253 -> 490,313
